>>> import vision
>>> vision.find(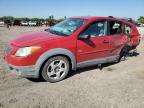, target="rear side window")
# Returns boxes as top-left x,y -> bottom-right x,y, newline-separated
109,21 -> 122,35
124,24 -> 131,35
80,21 -> 107,38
